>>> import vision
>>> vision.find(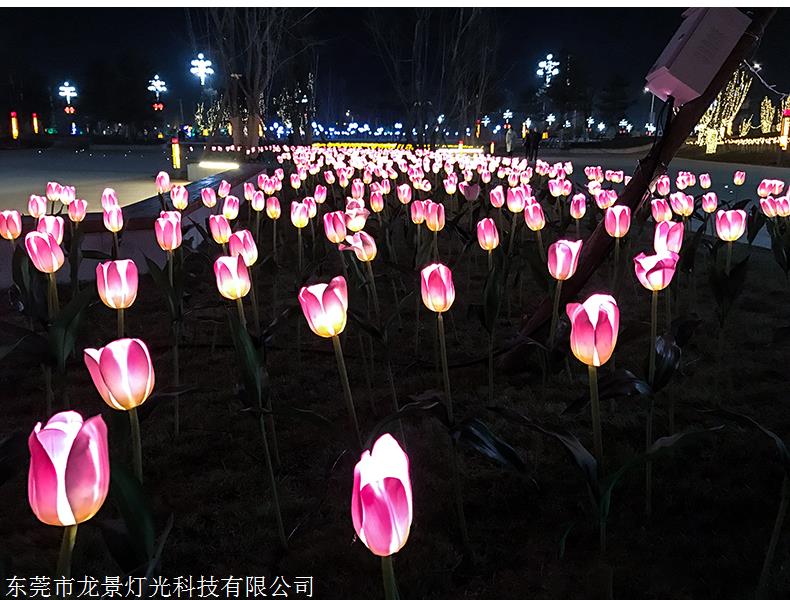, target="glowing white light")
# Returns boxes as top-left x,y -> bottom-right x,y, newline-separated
537,54 -> 560,87
546,114 -> 556,125
645,123 -> 656,134
190,53 -> 214,86
503,109 -> 513,121
482,115 -> 491,127
59,81 -> 77,105
563,120 -> 571,128
587,116 -> 595,127
597,122 -> 606,132
437,114 -> 445,124
198,160 -> 240,170
525,118 -> 532,129
394,123 -> 402,129
148,75 -> 167,100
